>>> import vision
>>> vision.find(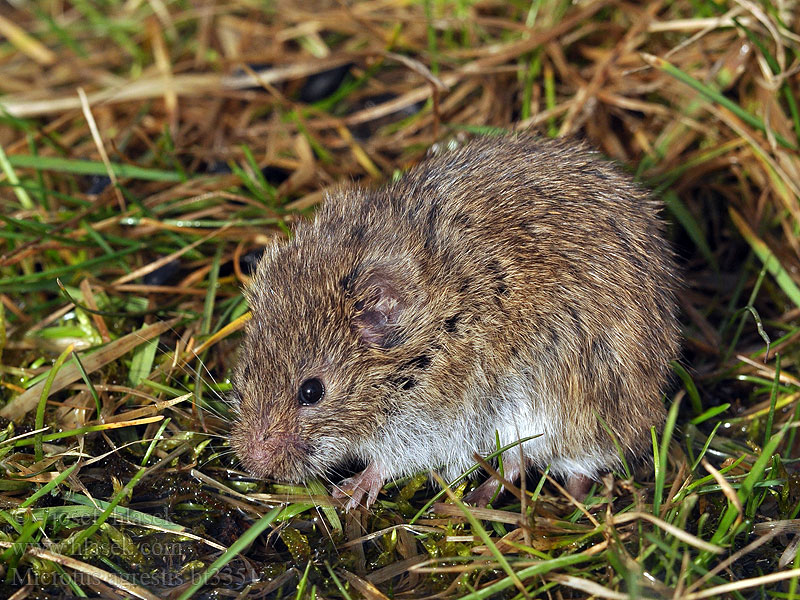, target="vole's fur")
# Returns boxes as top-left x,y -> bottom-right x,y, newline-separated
231,135 -> 679,509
